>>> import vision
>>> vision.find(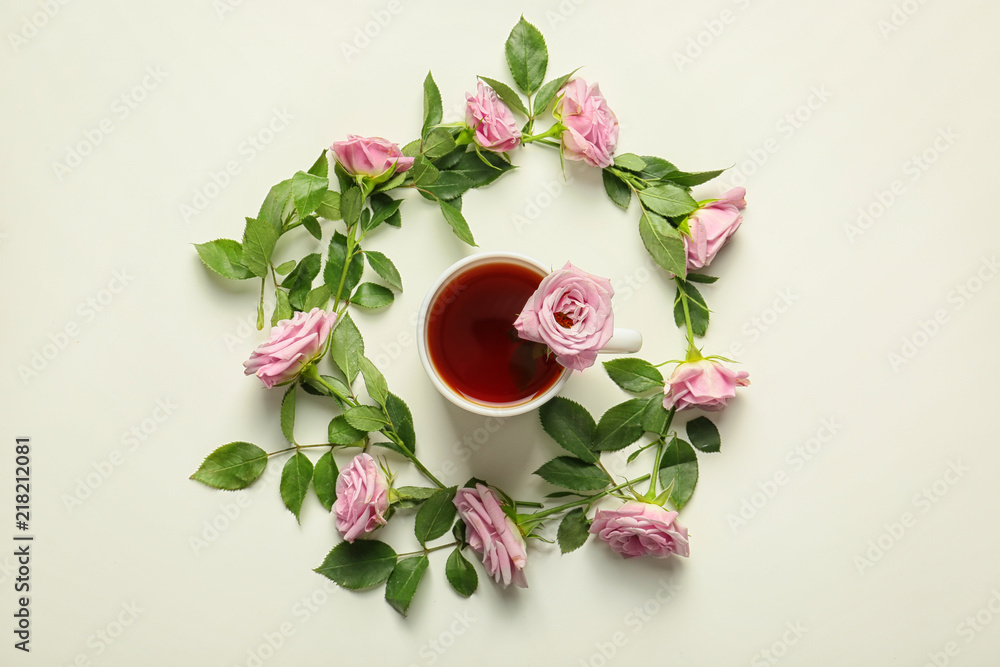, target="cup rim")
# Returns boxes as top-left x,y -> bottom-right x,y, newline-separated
416,251 -> 570,418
